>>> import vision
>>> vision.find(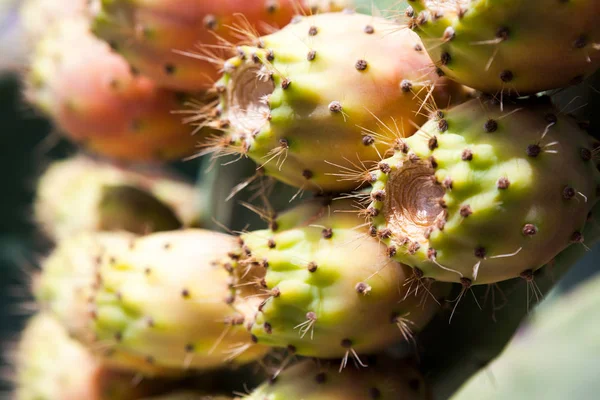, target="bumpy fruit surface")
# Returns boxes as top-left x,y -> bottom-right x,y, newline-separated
25,17 -> 204,162
91,0 -> 352,91
368,96 -> 600,285
212,12 -> 467,192
35,156 -> 202,241
35,232 -> 178,376
12,313 -> 171,400
245,358 -> 430,399
229,198 -> 449,358
407,0 -> 600,94
82,230 -> 268,372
